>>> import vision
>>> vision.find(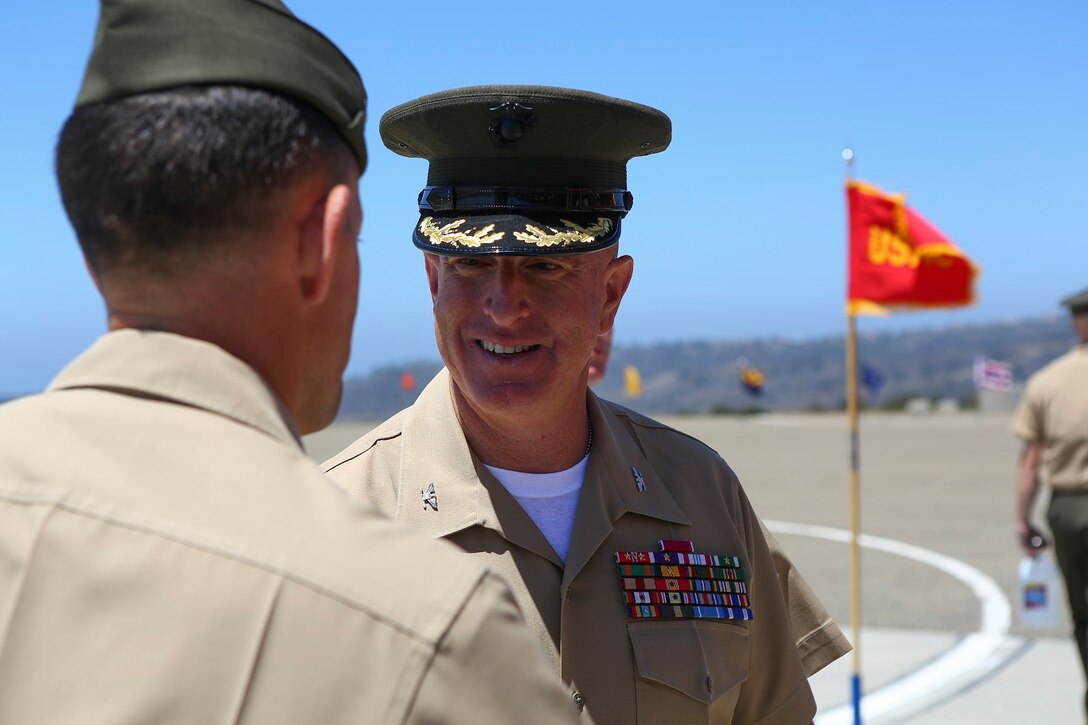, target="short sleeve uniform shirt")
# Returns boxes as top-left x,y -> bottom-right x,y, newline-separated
1013,344 -> 1088,490
0,332 -> 576,725
325,369 -> 821,724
